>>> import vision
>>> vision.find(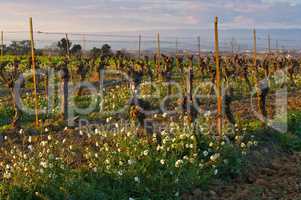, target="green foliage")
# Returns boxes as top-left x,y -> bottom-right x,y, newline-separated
273,132 -> 301,151
4,40 -> 31,55
217,144 -> 244,180
288,112 -> 301,136
0,106 -> 14,126
0,120 -> 258,200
